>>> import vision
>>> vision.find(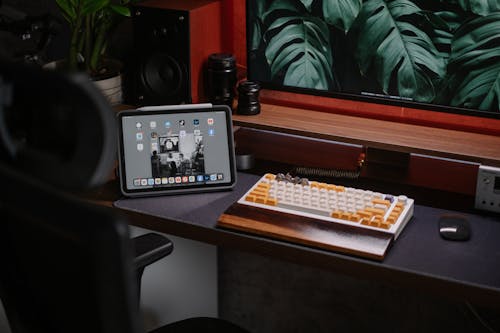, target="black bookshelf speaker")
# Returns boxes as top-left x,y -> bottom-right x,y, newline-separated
126,0 -> 222,106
